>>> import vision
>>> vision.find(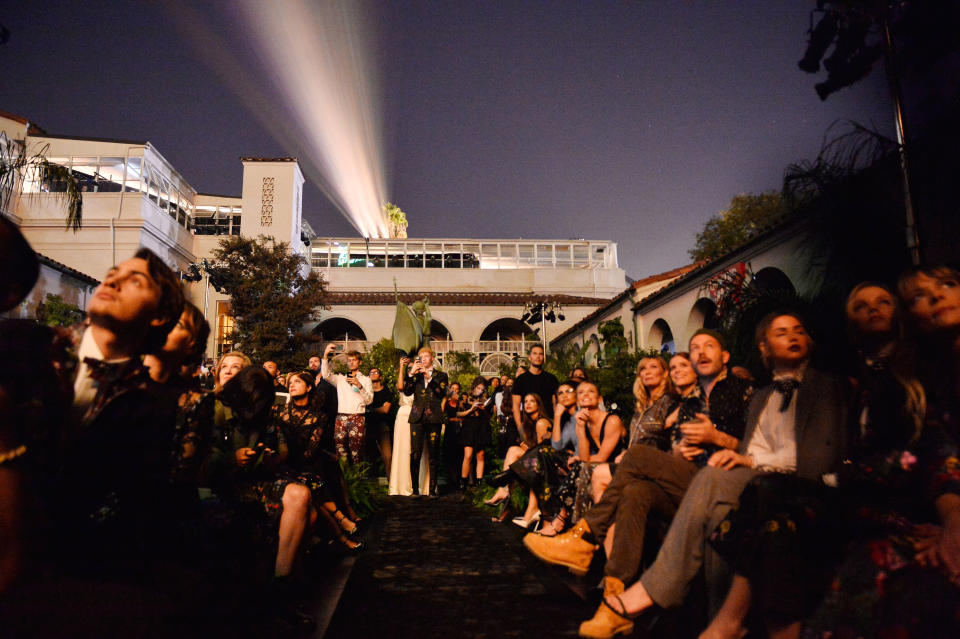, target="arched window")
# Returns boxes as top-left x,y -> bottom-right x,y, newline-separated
752,267 -> 795,295
686,298 -> 719,337
313,317 -> 367,341
648,318 -> 675,354
428,319 -> 453,341
480,318 -> 537,342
